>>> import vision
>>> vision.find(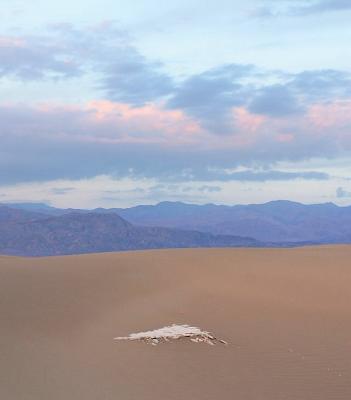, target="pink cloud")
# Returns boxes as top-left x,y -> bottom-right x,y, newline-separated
86,100 -> 203,144
308,101 -> 351,130
0,100 -> 204,146
89,100 -> 200,133
233,107 -> 266,134
2,99 -> 351,157
276,133 -> 294,143
0,36 -> 25,47
224,106 -> 268,147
